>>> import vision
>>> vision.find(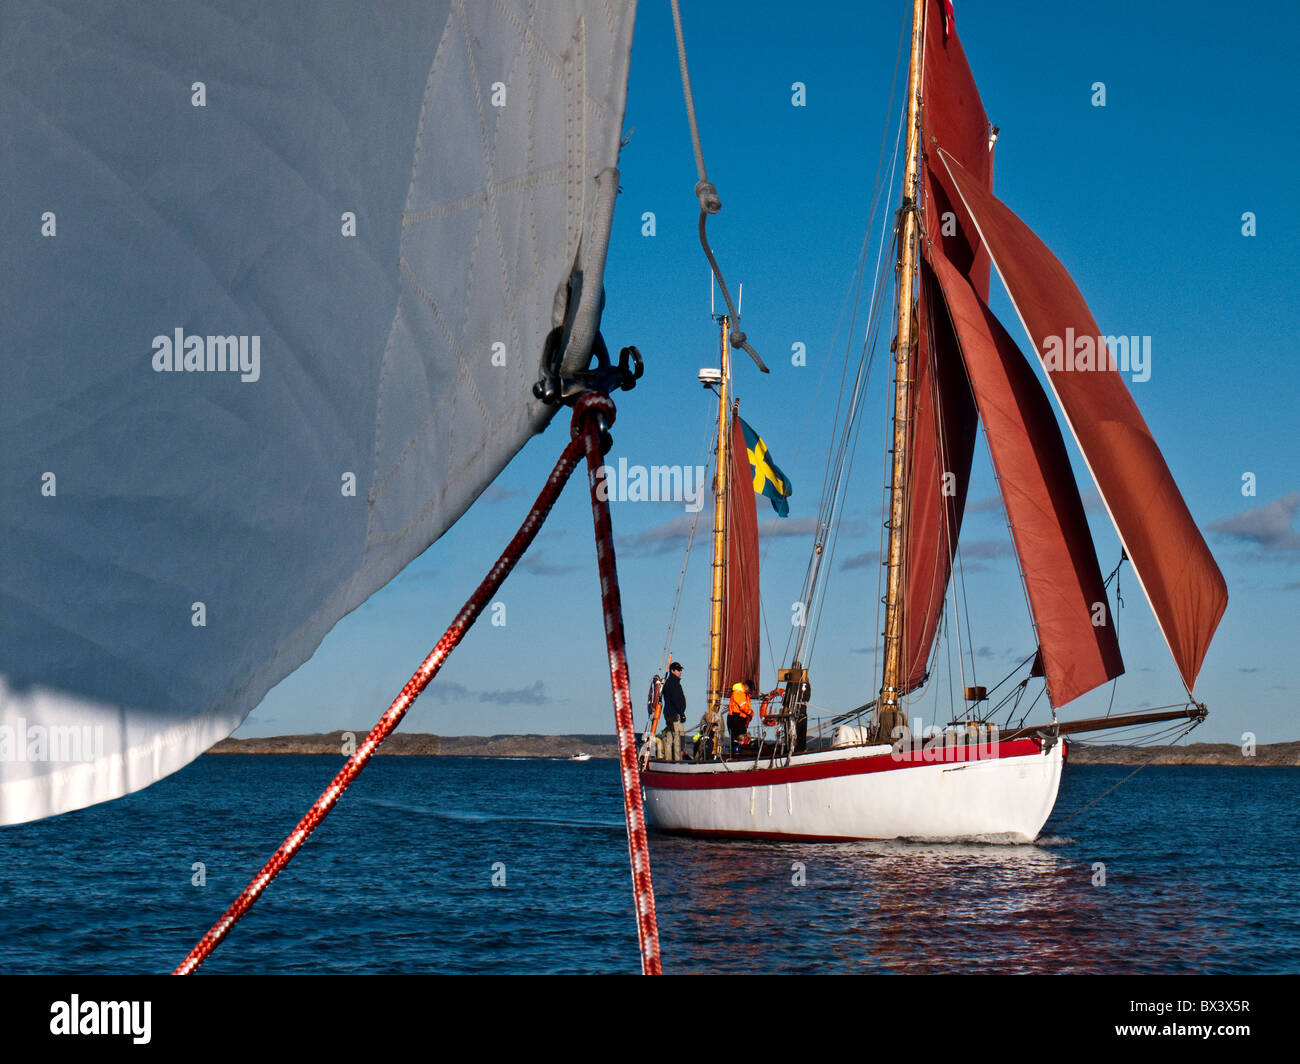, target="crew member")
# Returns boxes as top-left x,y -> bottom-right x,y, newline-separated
661,661 -> 687,762
726,682 -> 753,755
691,713 -> 716,761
